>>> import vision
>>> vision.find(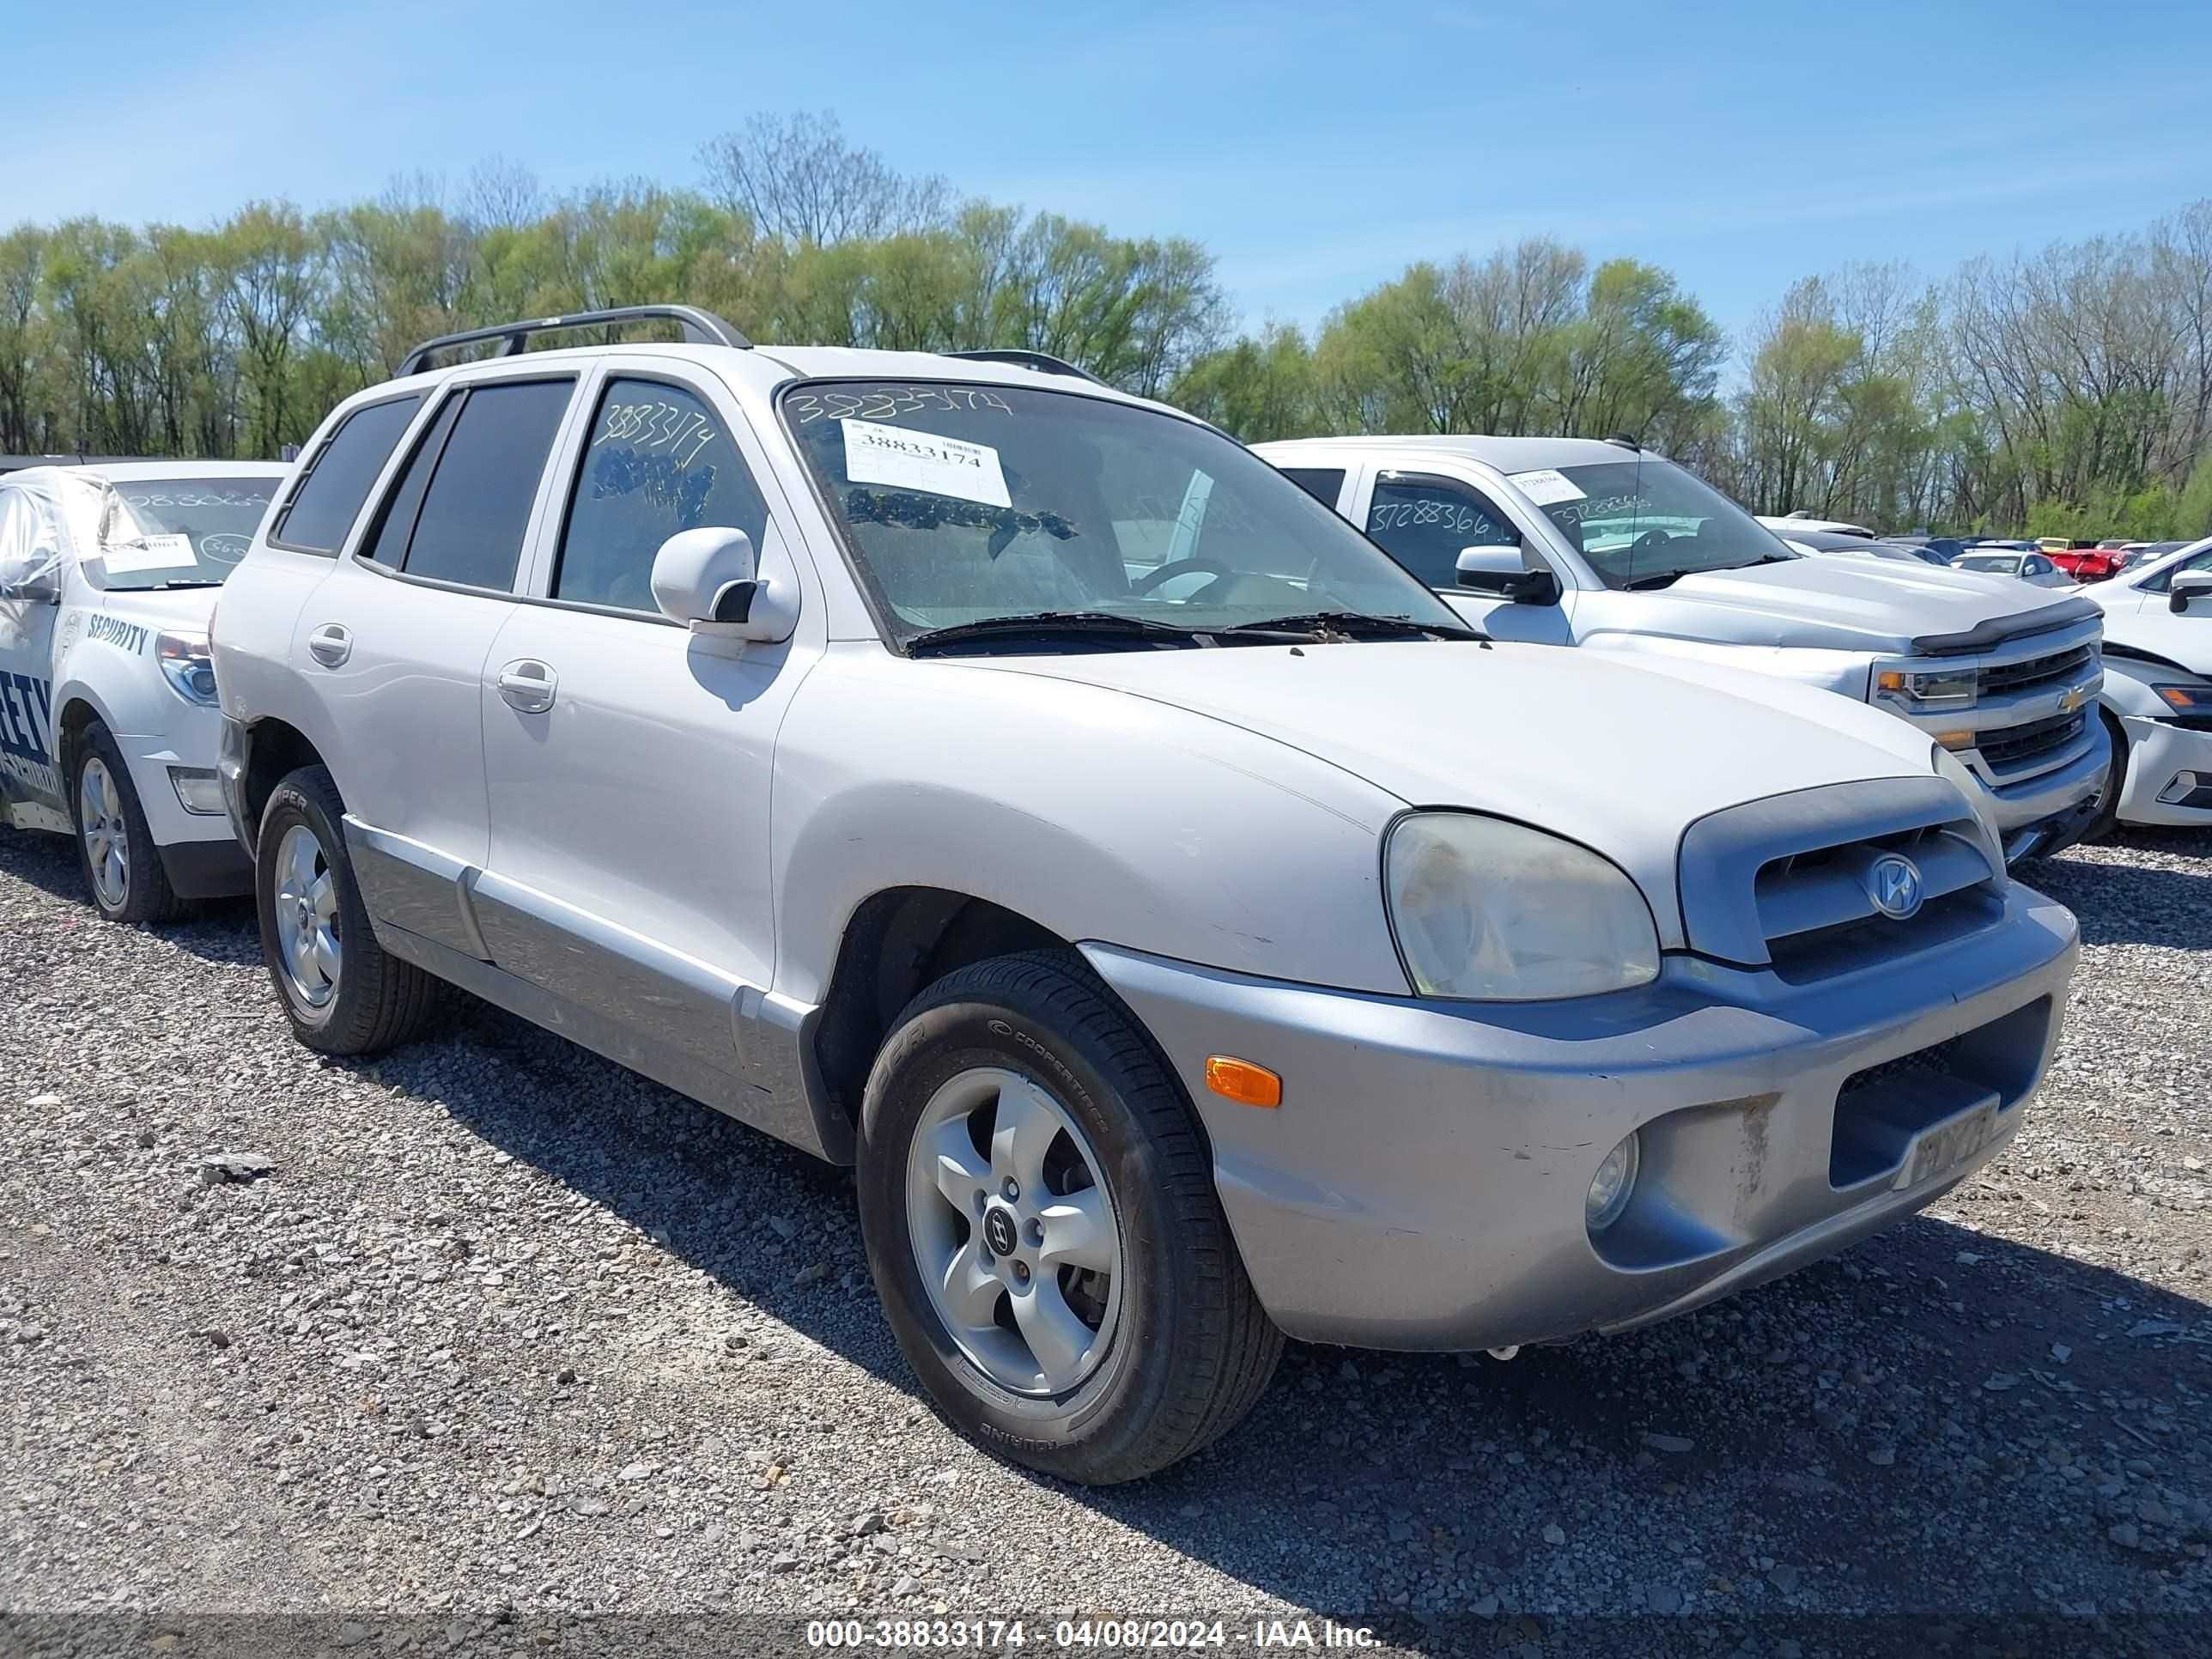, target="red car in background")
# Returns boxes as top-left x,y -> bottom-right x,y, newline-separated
2050,539 -> 2139,583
